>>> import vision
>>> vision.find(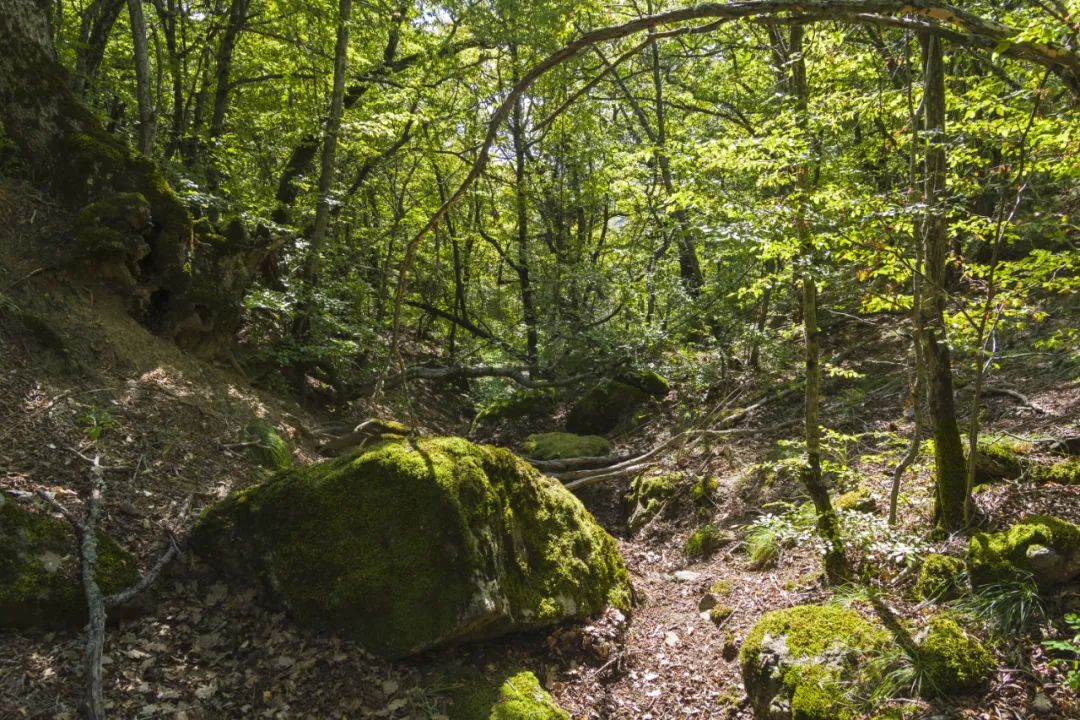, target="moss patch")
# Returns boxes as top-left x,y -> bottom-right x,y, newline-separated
1031,458 -> 1080,486
970,437 -> 1028,484
918,615 -> 993,696
834,487 -> 876,513
192,437 -> 631,658
967,515 -> 1080,588
474,390 -> 557,427
518,433 -> 610,461
0,495 -> 139,628
913,554 -> 965,602
626,473 -> 678,533
439,669 -> 569,720
684,524 -> 734,559
739,605 -> 888,720
618,370 -> 670,398
242,422 -> 293,471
